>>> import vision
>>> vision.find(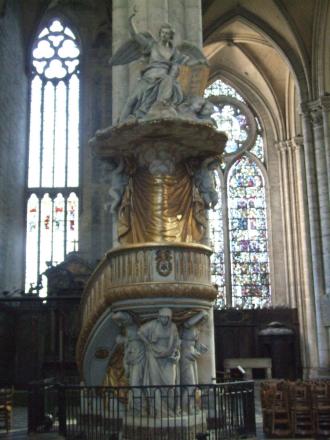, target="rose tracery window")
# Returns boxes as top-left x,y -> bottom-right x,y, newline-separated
25,18 -> 80,294
205,79 -> 271,308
